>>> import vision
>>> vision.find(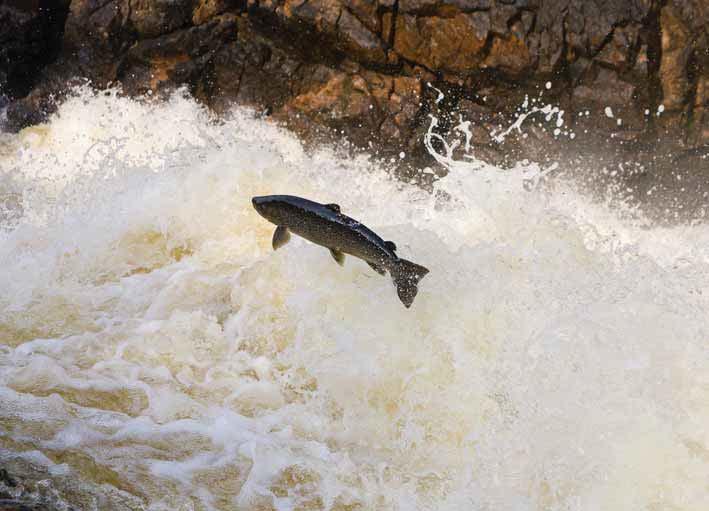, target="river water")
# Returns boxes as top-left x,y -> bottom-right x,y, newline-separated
0,88 -> 707,510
